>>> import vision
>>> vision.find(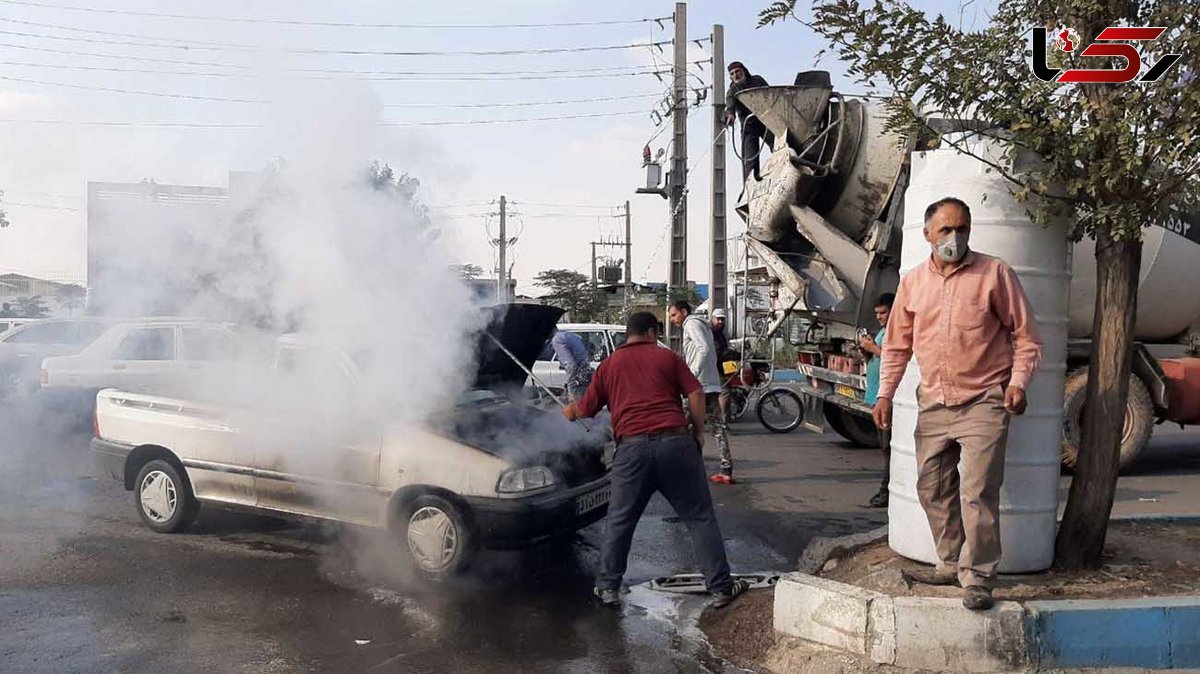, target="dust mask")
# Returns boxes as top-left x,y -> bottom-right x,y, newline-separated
934,231 -> 968,263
